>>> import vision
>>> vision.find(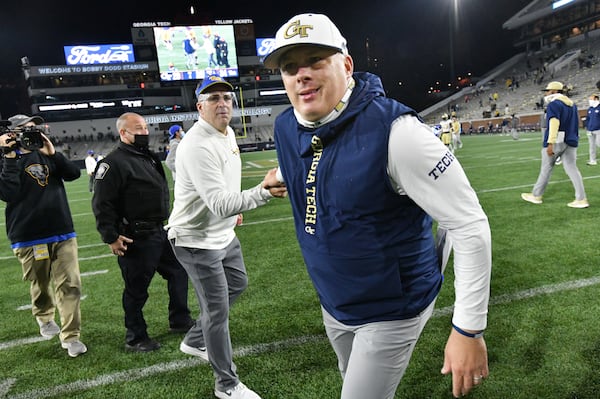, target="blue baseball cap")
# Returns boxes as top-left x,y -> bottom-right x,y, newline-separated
87,150 -> 94,155
195,74 -> 233,98
169,125 -> 182,139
